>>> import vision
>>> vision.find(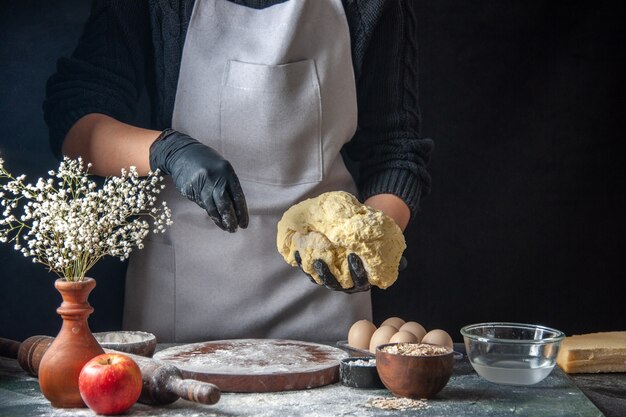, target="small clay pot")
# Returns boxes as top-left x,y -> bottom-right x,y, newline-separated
38,278 -> 105,408
375,343 -> 454,399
